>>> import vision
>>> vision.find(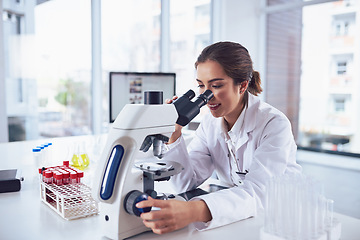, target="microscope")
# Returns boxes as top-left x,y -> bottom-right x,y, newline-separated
92,89 -> 213,240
